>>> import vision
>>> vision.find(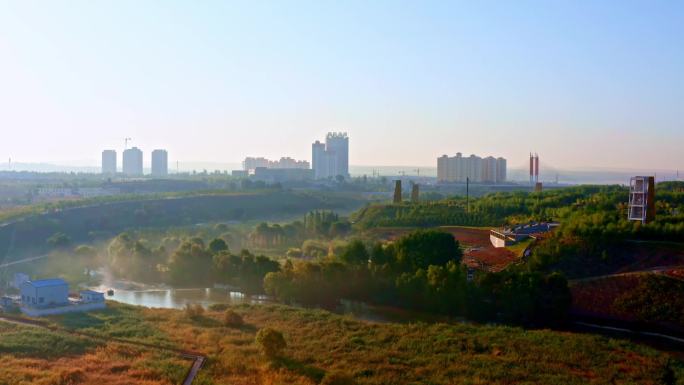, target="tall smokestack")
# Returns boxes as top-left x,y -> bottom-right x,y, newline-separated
411,183 -> 420,203
393,180 -> 402,204
534,153 -> 540,182
529,153 -> 534,185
